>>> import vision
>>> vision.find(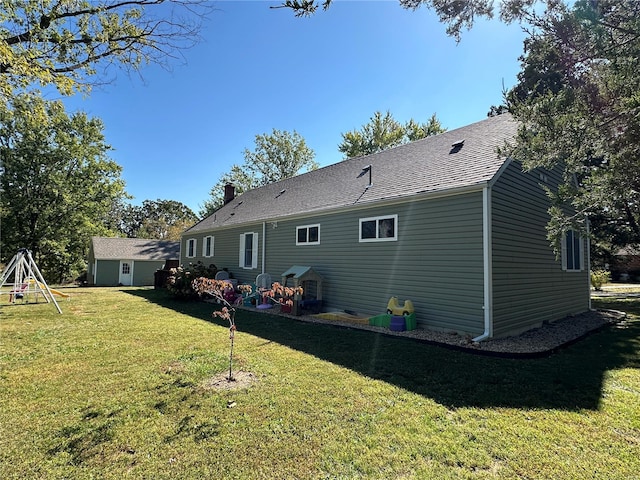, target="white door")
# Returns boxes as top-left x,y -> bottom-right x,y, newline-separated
119,260 -> 133,286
